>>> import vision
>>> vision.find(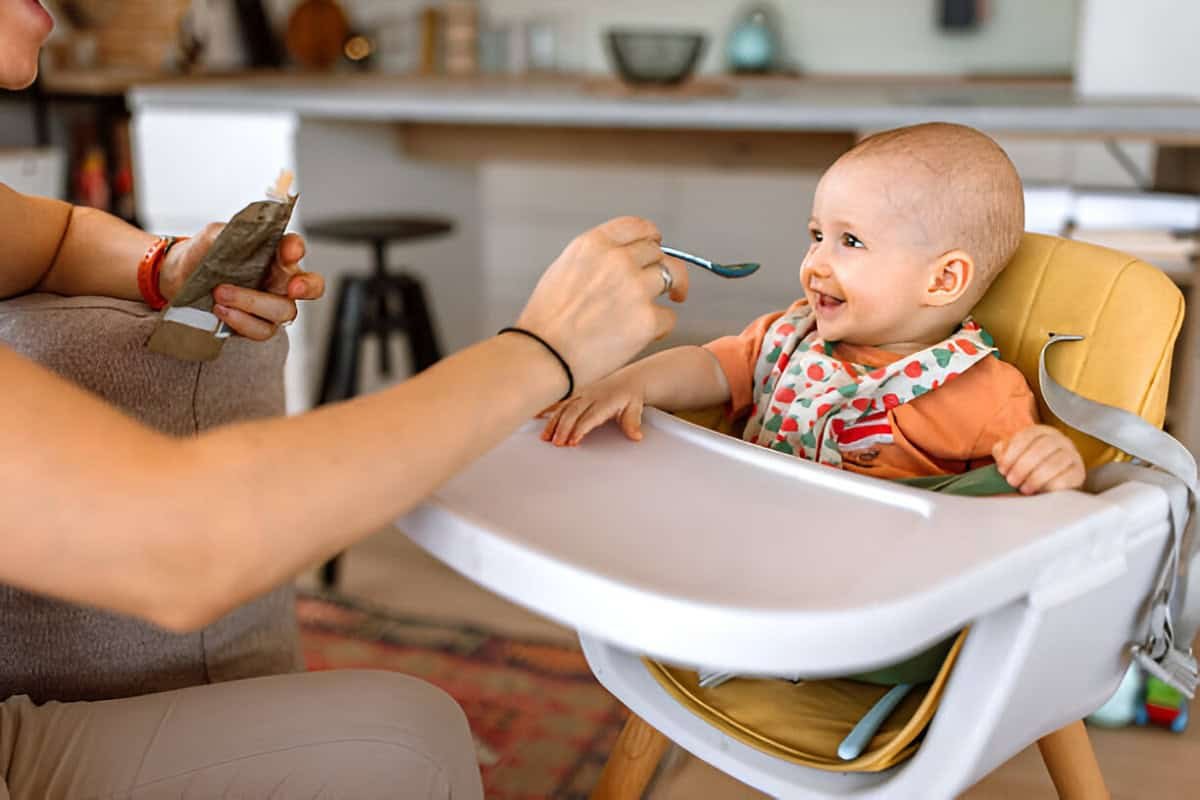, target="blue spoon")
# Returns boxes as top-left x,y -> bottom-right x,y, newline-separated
662,246 -> 761,279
